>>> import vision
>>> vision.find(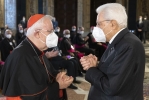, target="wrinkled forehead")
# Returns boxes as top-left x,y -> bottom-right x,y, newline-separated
43,19 -> 53,30
97,13 -> 104,22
